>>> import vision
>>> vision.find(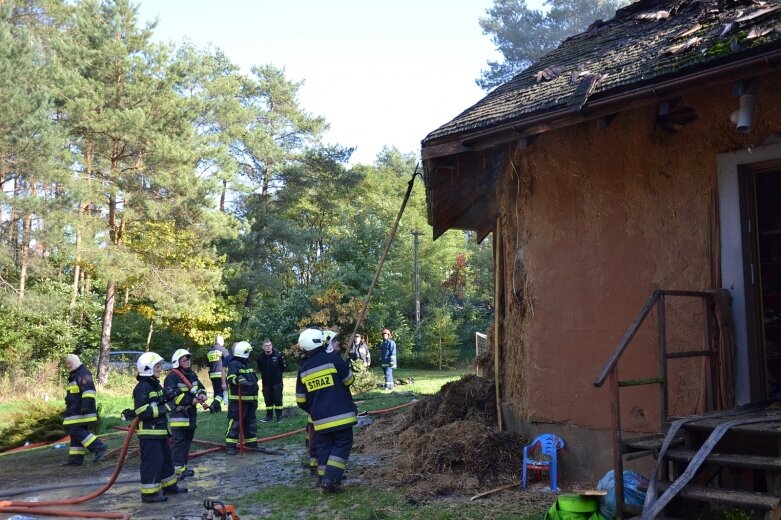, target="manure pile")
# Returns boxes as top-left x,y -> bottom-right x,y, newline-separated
355,374 -> 527,494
